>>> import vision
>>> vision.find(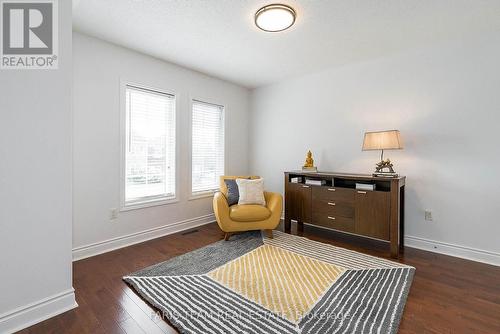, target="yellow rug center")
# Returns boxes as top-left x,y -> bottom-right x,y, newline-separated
208,244 -> 345,323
